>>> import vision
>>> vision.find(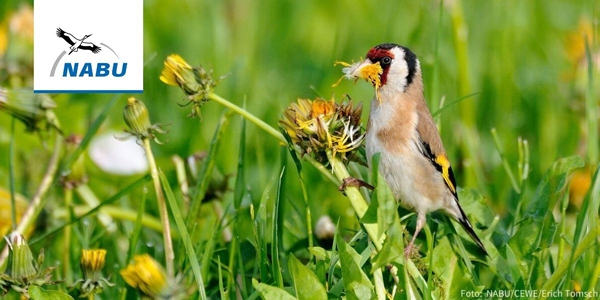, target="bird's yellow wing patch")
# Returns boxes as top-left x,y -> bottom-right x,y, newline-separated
434,154 -> 457,195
